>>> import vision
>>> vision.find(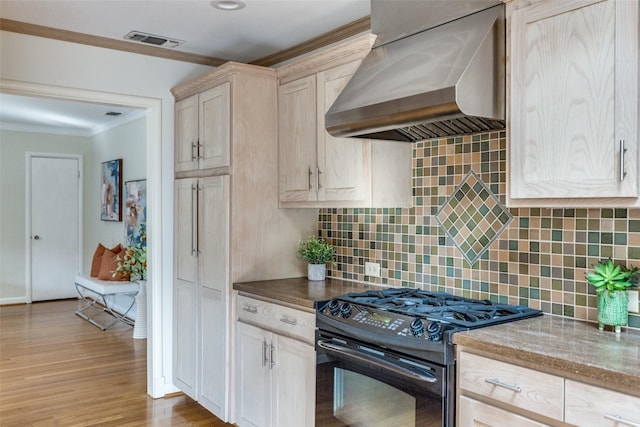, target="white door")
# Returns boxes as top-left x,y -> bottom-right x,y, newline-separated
30,155 -> 81,301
